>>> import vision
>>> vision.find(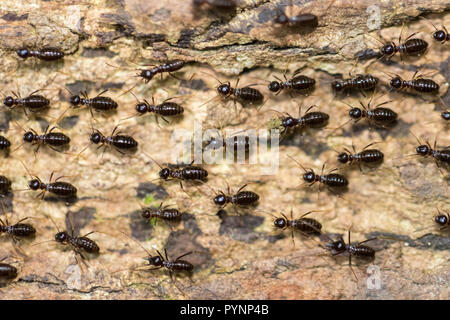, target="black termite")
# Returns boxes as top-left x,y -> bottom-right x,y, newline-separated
434,208 -> 449,230
141,202 -> 183,222
200,74 -> 264,111
120,232 -> 194,280
333,98 -> 398,132
14,122 -> 70,154
331,74 -> 379,94
0,176 -> 12,195
387,71 -> 440,94
325,230 -> 376,279
217,79 -> 264,106
203,127 -> 252,154
45,214 -> 99,265
193,0 -> 237,8
410,132 -> 450,167
0,202 -> 36,243
336,142 -> 384,172
0,259 -> 17,280
87,125 -> 138,155
137,60 -> 185,83
17,47 -> 64,61
146,154 -> 208,195
3,90 -> 50,114
288,155 -> 348,196
213,184 -> 259,210
61,89 -> 118,120
268,210 -> 322,247
21,162 -> 77,200
122,91 -> 184,125
271,105 -> 329,137
268,71 -> 316,95
0,135 -> 11,151
372,26 -> 428,60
